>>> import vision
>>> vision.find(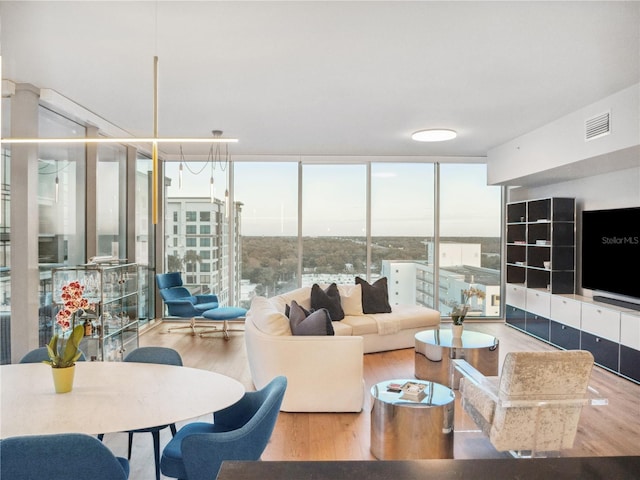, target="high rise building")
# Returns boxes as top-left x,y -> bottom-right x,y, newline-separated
164,197 -> 242,306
